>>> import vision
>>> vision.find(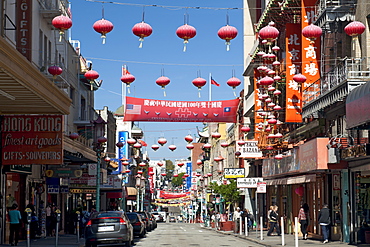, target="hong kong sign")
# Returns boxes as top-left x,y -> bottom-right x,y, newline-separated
224,168 -> 245,178
1,115 -> 63,165
123,96 -> 239,122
